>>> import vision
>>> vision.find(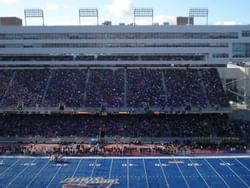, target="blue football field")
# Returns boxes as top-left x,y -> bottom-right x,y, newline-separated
0,155 -> 249,188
